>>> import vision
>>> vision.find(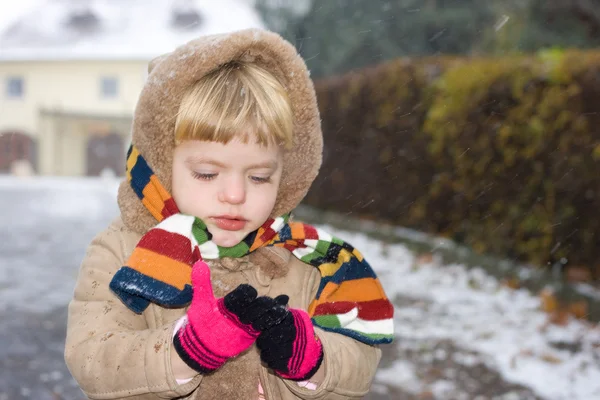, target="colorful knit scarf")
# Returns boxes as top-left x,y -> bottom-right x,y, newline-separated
109,145 -> 394,345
